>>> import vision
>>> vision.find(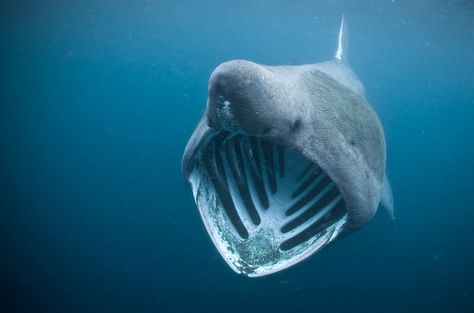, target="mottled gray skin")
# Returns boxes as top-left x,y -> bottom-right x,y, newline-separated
182,59 -> 386,231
